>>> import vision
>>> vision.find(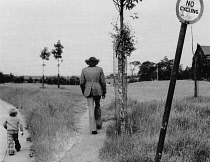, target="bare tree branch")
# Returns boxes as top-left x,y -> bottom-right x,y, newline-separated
113,0 -> 121,11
